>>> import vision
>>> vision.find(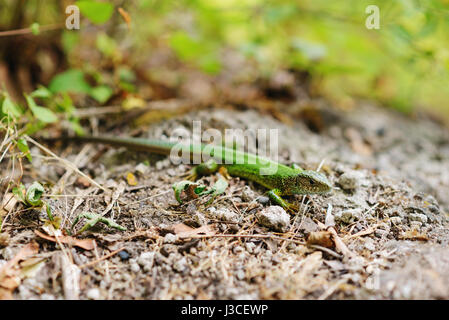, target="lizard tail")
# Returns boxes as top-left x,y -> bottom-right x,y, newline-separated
47,135 -> 176,156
